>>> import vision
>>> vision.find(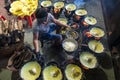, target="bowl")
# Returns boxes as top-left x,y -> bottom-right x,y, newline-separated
62,38 -> 78,52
